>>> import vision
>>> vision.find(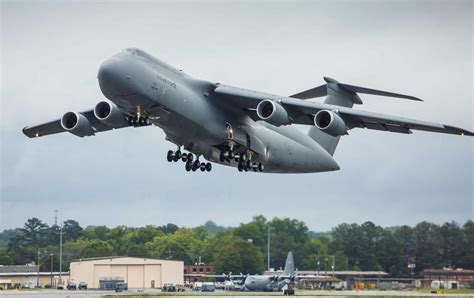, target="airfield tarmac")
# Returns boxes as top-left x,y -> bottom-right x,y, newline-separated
2,289 -> 474,298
